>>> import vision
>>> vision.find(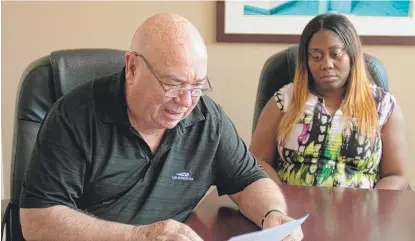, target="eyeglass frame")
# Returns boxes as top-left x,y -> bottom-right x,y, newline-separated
130,51 -> 212,98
